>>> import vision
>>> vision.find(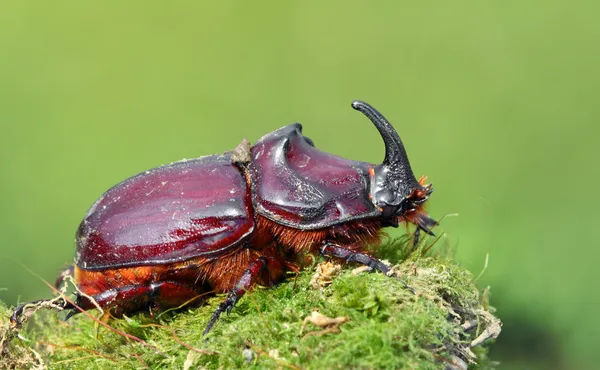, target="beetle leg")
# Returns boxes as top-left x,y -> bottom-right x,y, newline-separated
11,298 -> 70,327
320,243 -> 390,274
413,219 -> 437,251
413,228 -> 421,250
63,282 -> 203,320
64,286 -> 150,320
204,257 -> 269,336
320,243 -> 415,293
